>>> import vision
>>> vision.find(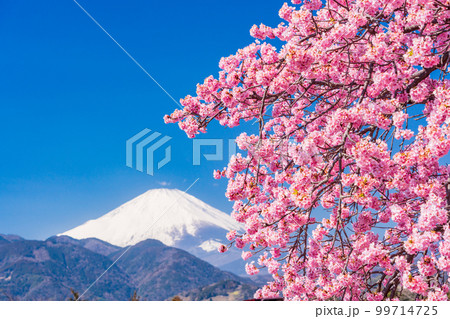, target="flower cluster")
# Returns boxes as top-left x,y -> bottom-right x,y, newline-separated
167,0 -> 450,300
